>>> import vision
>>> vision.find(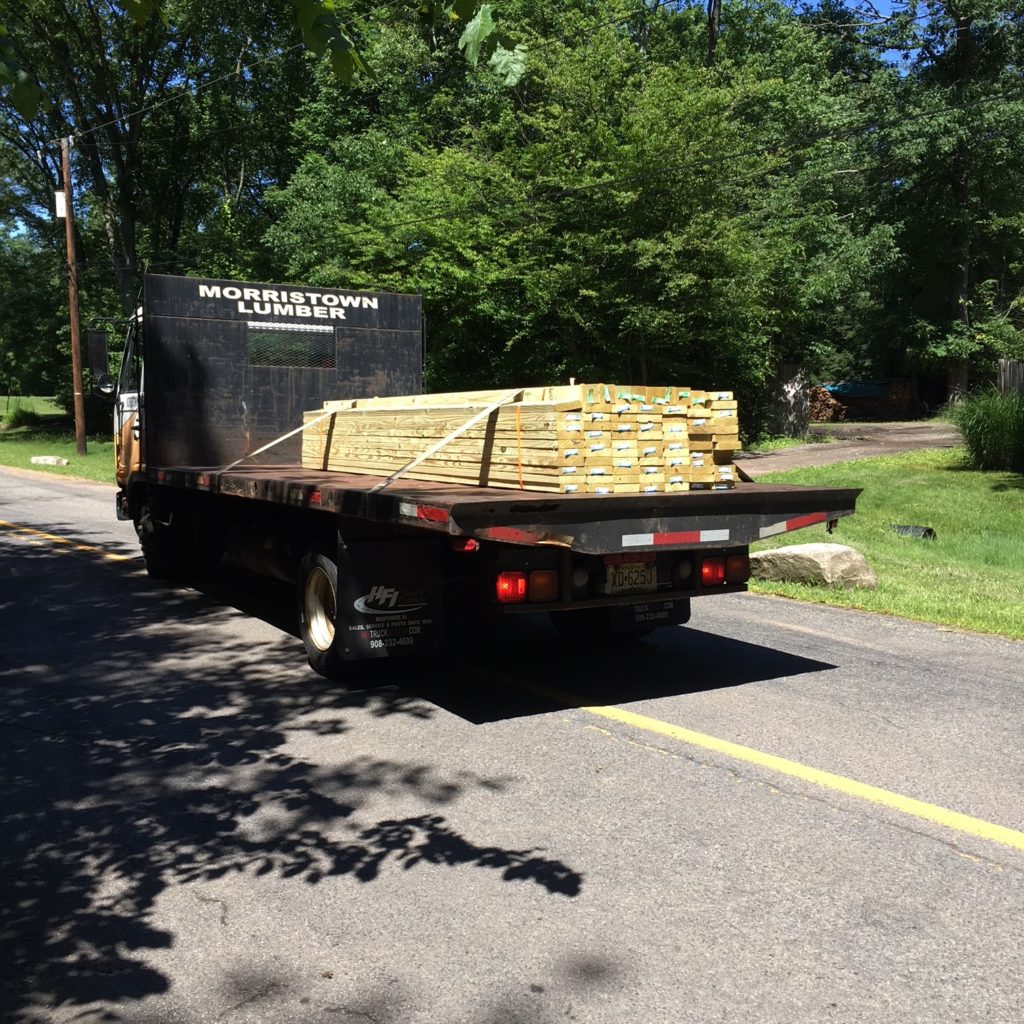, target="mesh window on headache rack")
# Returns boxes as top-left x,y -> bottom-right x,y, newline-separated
246,321 -> 336,369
